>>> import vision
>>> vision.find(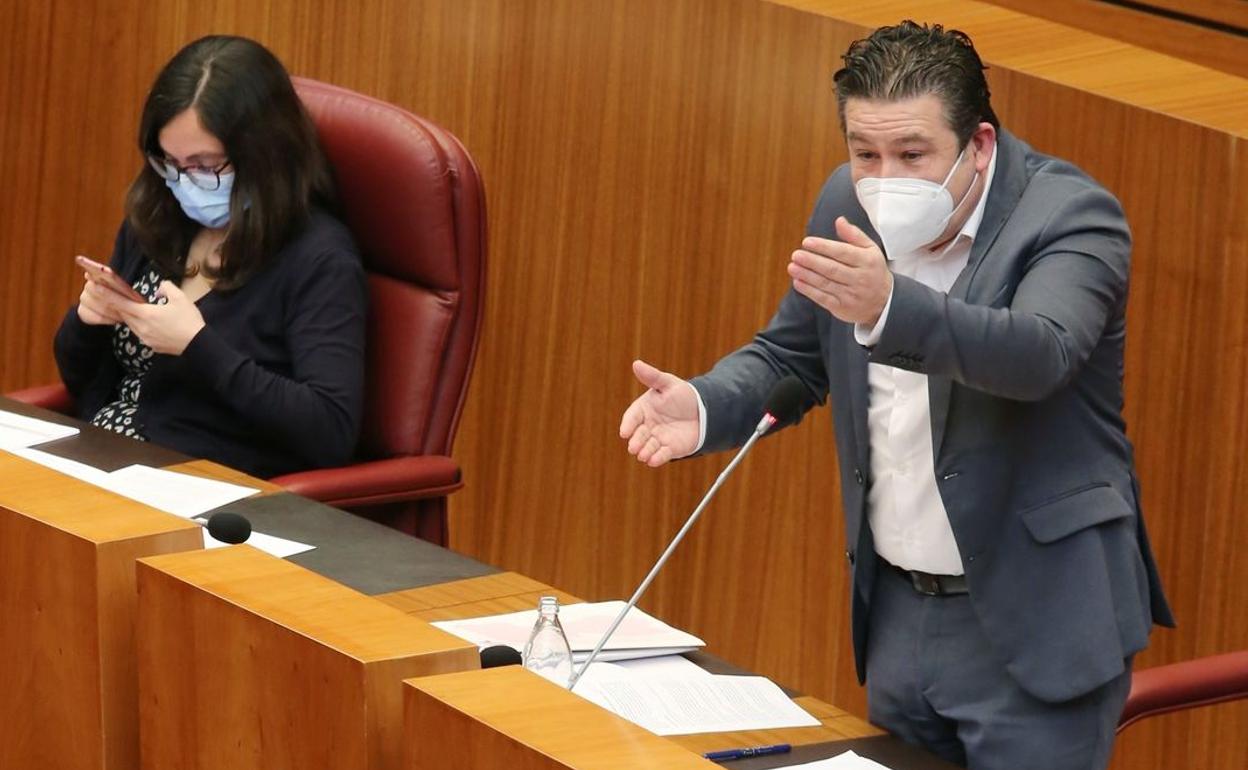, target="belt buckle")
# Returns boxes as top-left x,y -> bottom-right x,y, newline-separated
910,571 -> 941,596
